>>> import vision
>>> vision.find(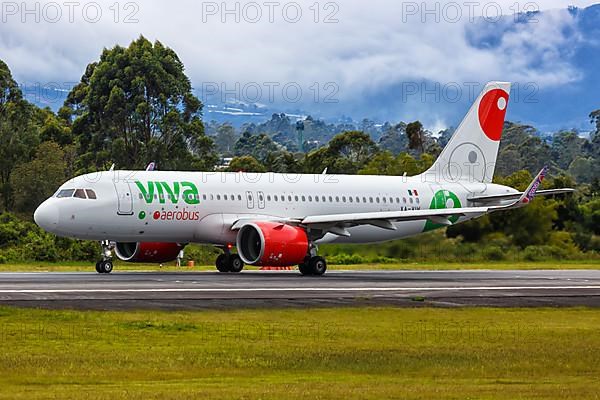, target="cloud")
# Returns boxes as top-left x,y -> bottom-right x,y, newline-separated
0,0 -> 592,123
